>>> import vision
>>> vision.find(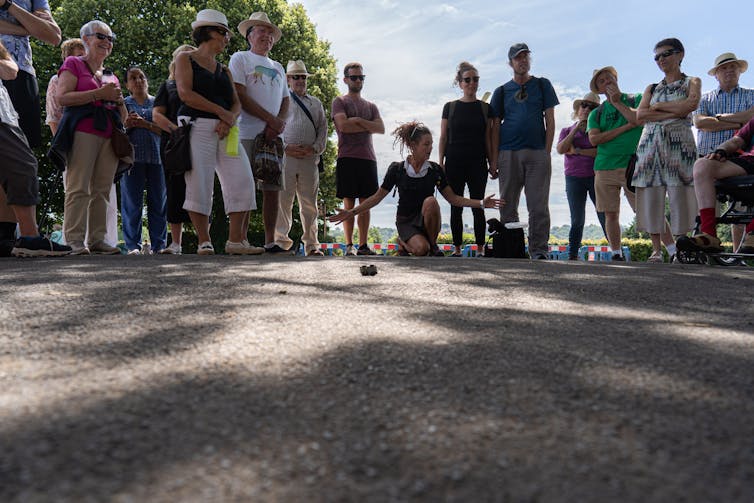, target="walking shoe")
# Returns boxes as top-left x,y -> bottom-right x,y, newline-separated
739,232 -> 754,254
197,241 -> 215,255
160,242 -> 182,255
127,248 -> 142,256
307,248 -> 325,256
676,233 -> 723,253
11,236 -> 72,257
647,251 -> 664,263
89,241 -> 121,255
0,239 -> 13,257
345,243 -> 357,256
226,240 -> 265,255
611,253 -> 625,261
264,244 -> 289,254
430,245 -> 445,257
356,244 -> 376,256
68,241 -> 90,255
